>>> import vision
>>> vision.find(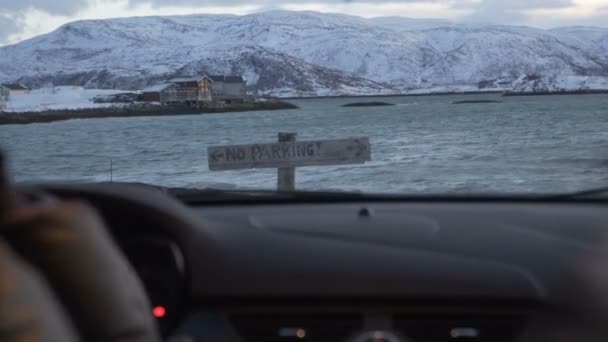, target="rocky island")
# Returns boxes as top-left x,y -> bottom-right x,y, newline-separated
0,100 -> 297,125
341,101 -> 395,107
